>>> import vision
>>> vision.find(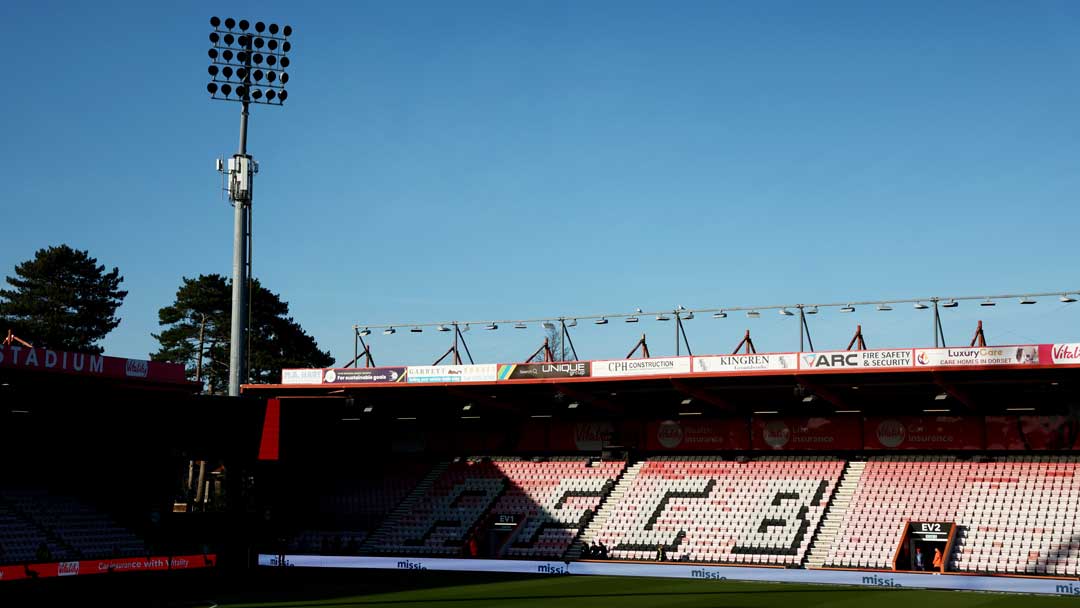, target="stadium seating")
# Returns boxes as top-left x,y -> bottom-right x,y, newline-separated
0,490 -> 146,563
290,462 -> 432,552
591,456 -> 844,566
495,457 -> 624,558
824,455 -> 1080,576
368,457 -> 624,558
